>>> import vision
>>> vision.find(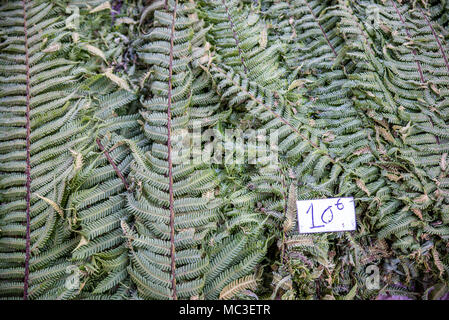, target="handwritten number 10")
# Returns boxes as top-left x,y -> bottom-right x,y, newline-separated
306,199 -> 344,228
306,203 -> 324,229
